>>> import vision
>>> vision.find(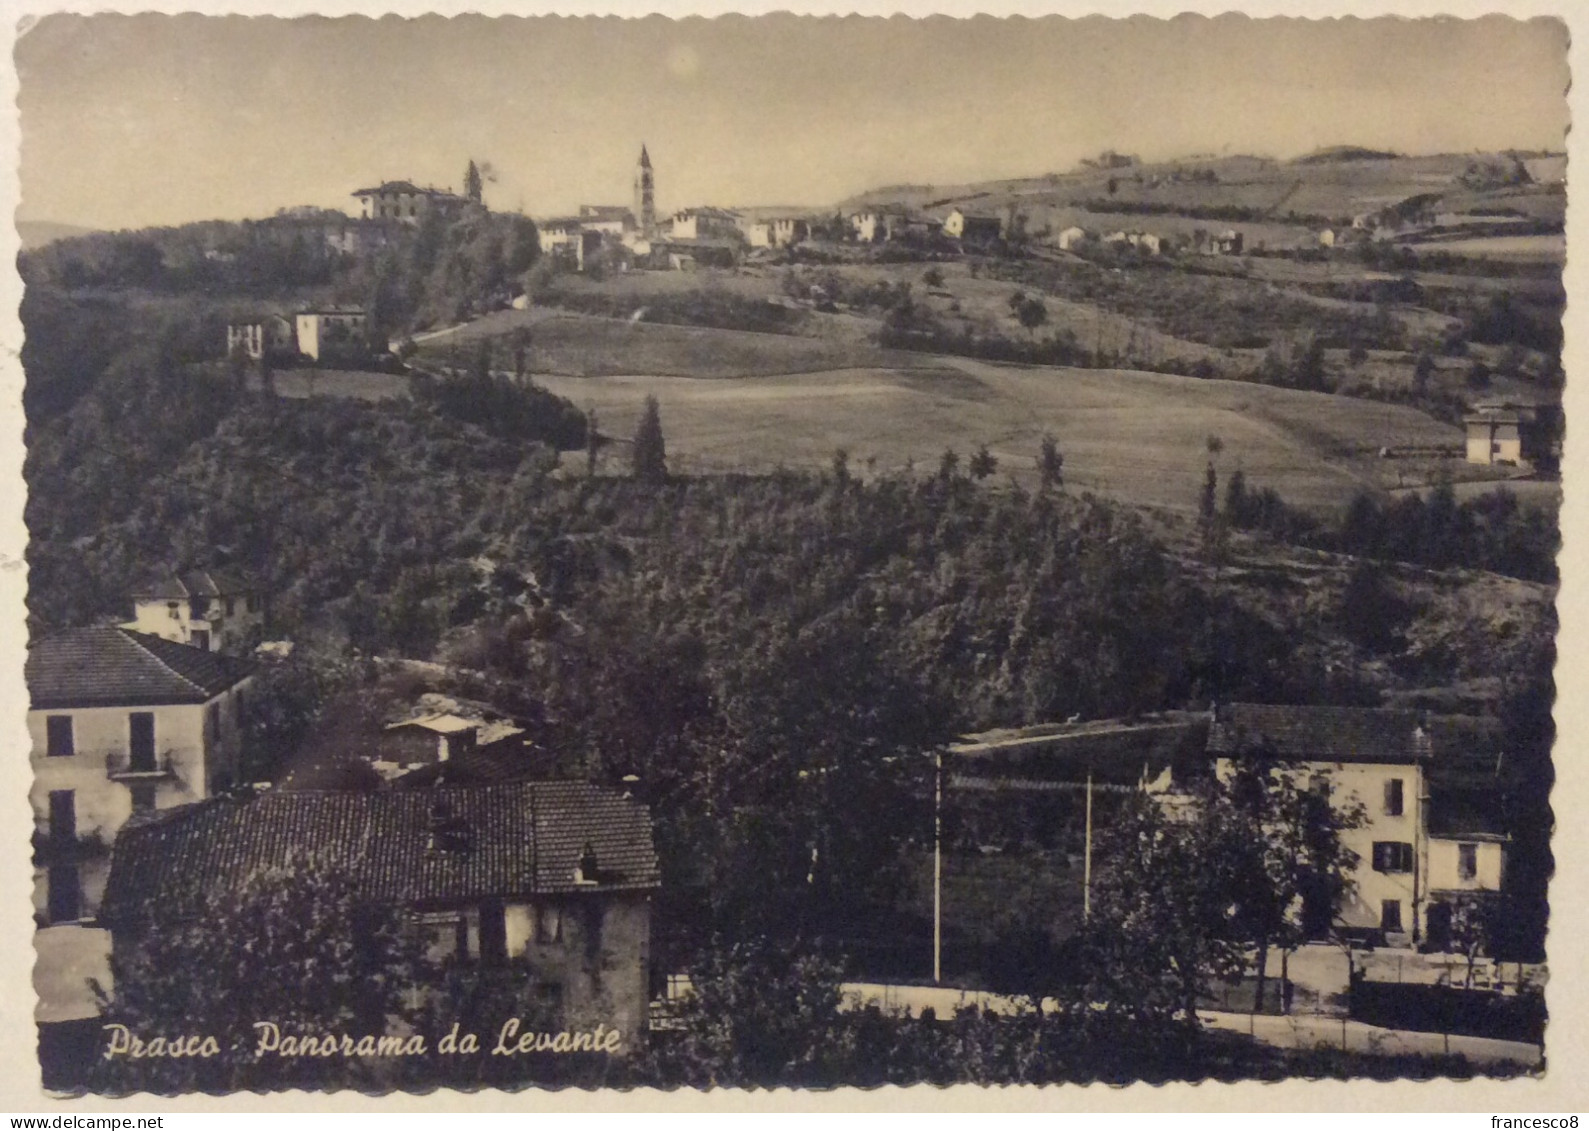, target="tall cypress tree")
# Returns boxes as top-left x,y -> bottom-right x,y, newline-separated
632,395 -> 667,484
